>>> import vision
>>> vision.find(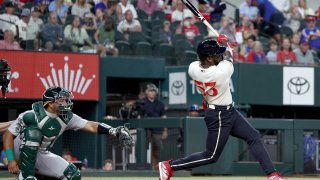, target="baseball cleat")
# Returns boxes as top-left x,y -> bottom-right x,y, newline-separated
267,171 -> 288,180
159,160 -> 173,180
